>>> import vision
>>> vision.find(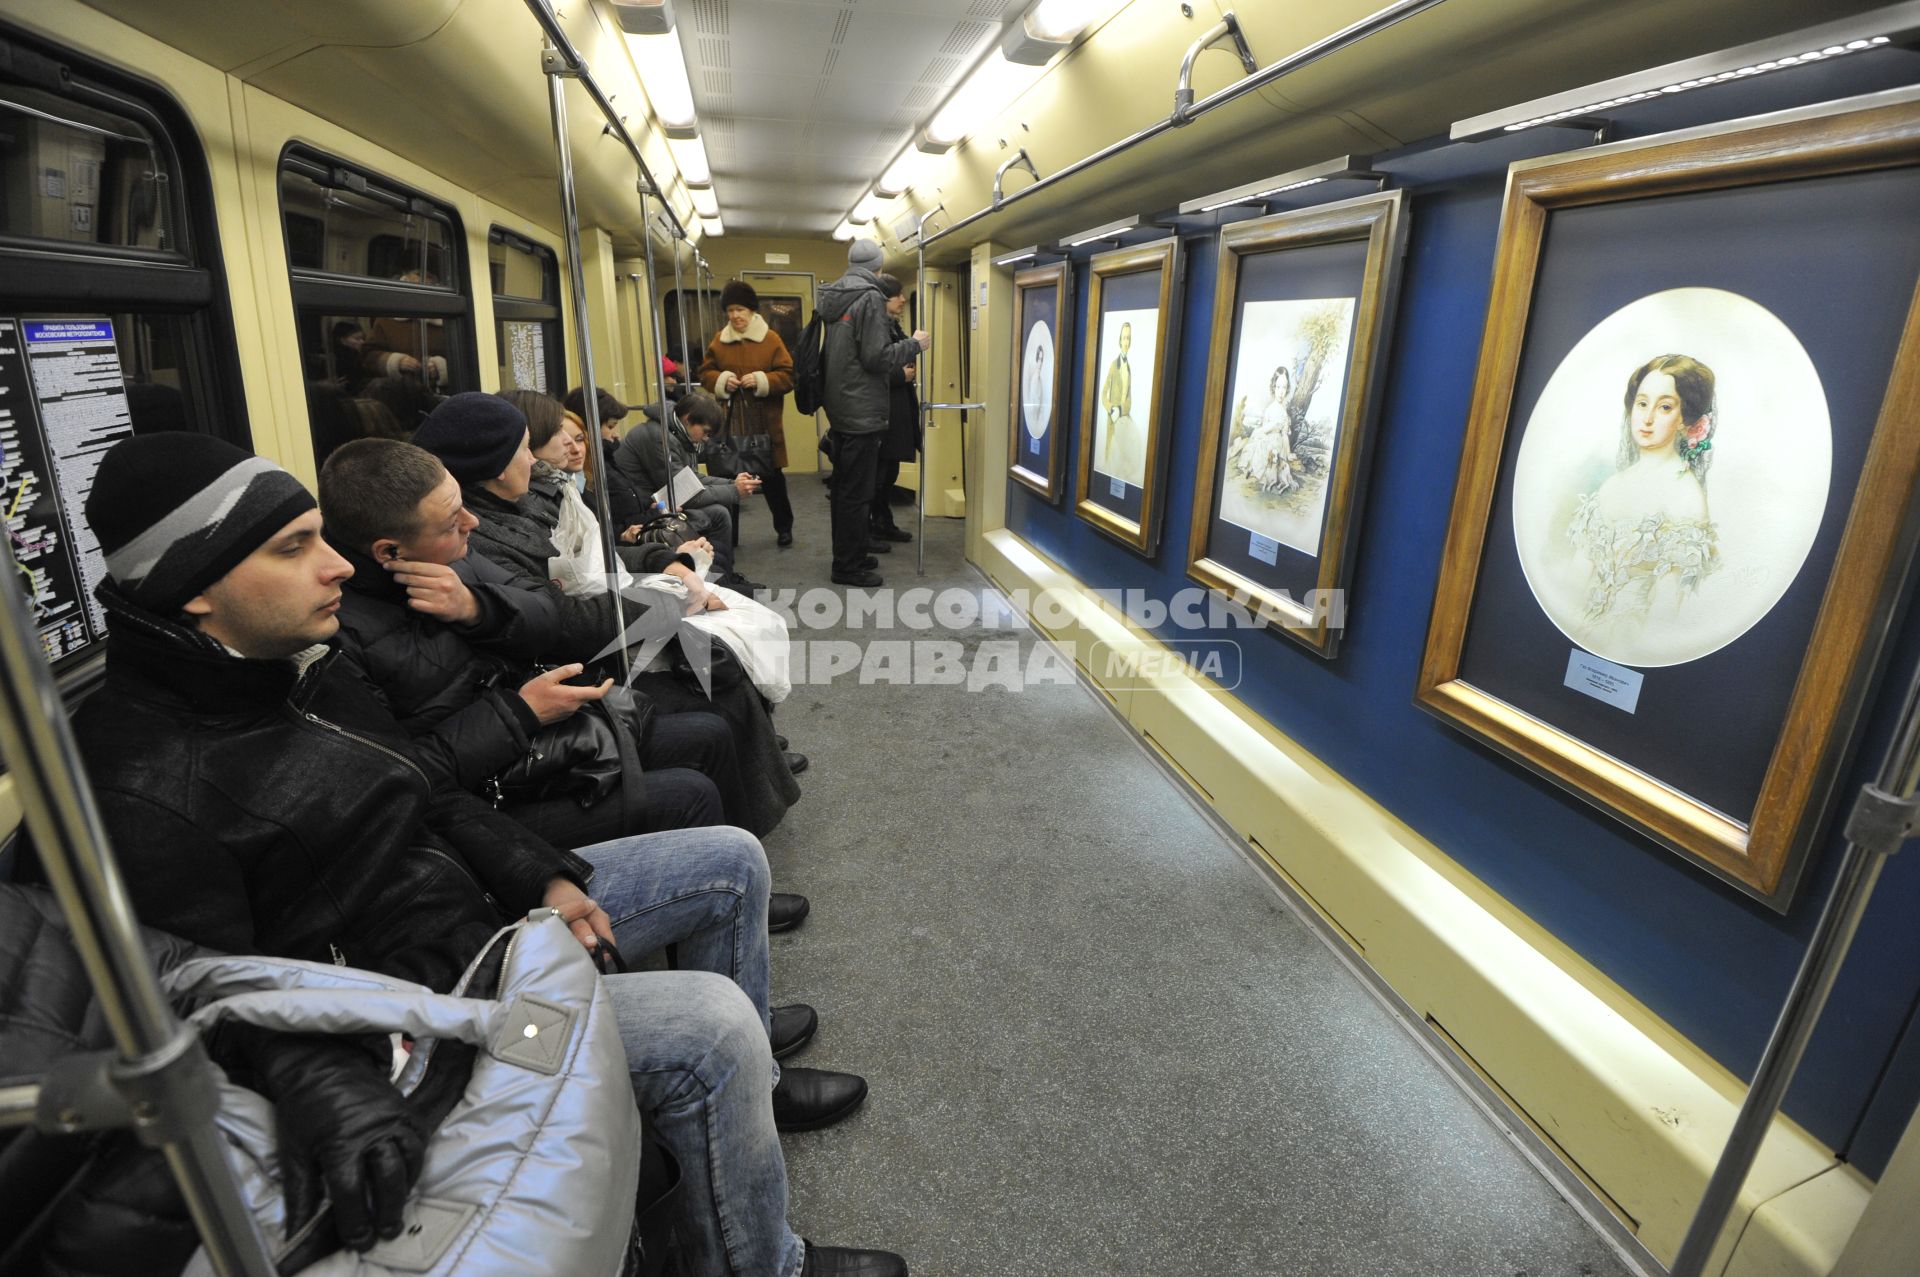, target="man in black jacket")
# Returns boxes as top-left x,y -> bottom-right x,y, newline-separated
817,240 -> 927,586
318,436 -> 810,930
68,433 -> 903,1277
613,390 -> 755,582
